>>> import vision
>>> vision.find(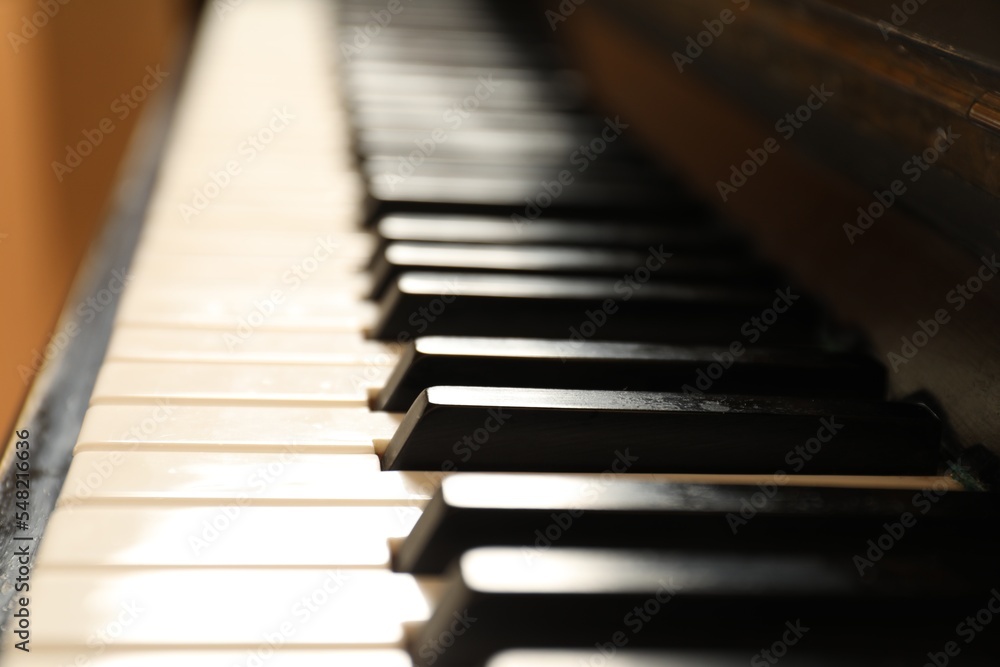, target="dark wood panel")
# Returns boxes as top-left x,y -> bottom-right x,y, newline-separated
554,3 -> 1000,463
